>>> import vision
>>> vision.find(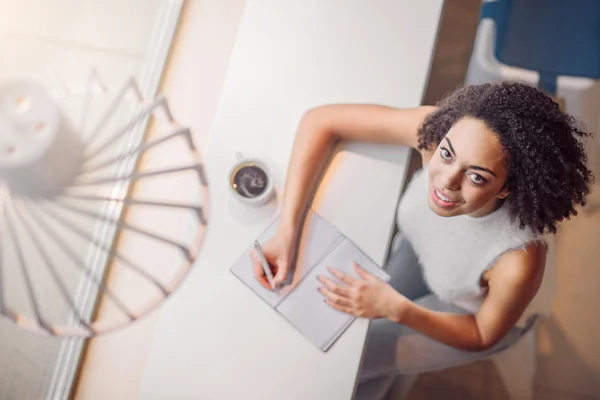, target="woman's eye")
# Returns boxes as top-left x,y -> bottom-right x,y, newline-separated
469,173 -> 487,185
440,148 -> 452,160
